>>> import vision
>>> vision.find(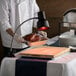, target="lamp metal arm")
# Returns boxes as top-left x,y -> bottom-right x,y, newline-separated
10,17 -> 38,56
